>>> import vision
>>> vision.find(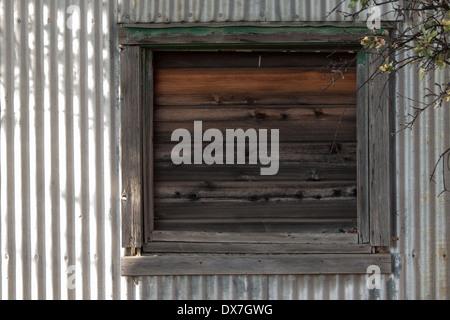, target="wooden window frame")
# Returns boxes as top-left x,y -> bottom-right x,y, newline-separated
119,26 -> 393,276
